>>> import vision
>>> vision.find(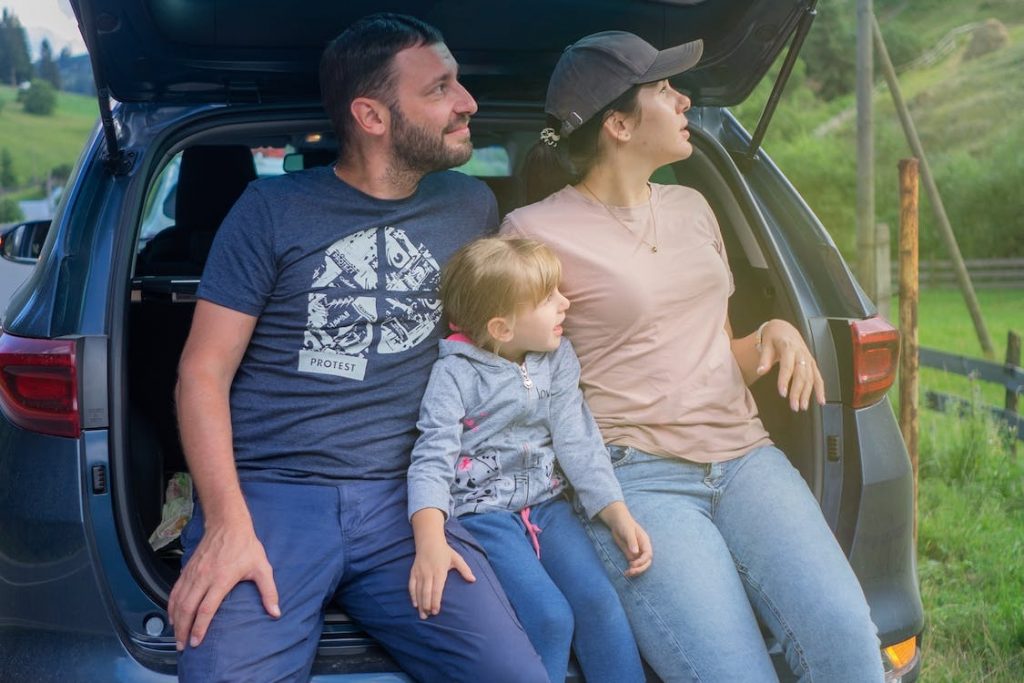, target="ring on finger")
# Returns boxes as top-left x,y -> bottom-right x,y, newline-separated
798,358 -> 808,366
